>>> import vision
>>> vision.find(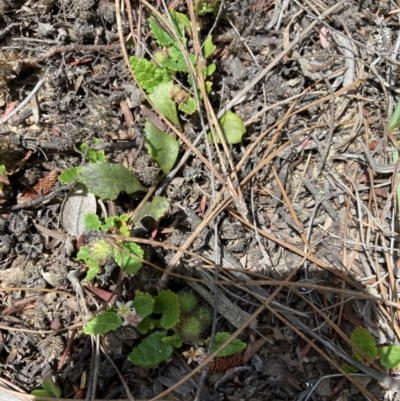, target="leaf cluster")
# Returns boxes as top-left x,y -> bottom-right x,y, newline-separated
83,289 -> 247,368
77,213 -> 144,280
